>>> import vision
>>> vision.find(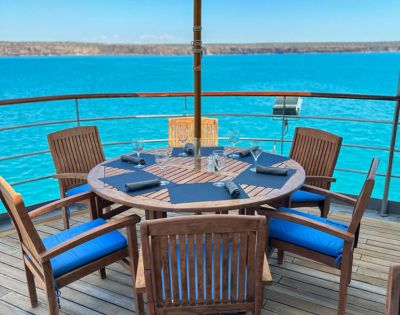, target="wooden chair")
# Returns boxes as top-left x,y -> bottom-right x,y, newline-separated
135,214 -> 272,315
0,176 -> 144,315
259,158 -> 378,315
289,127 -> 343,217
168,117 -> 218,147
48,126 -> 106,229
386,264 -> 400,315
